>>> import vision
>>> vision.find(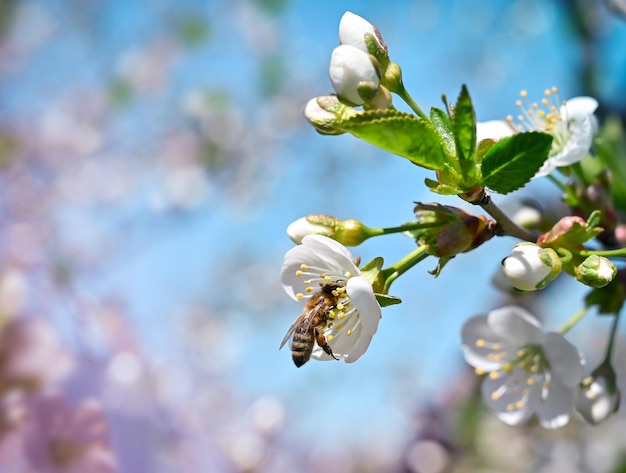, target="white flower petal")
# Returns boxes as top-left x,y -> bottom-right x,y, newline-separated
542,332 -> 585,387
480,371 -> 537,426
535,376 -> 576,429
301,235 -> 360,276
487,306 -> 545,344
461,315 -> 513,371
561,96 -> 599,122
345,276 -> 380,335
